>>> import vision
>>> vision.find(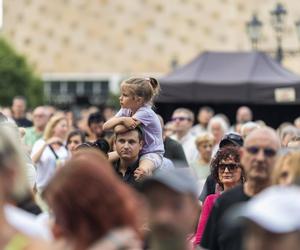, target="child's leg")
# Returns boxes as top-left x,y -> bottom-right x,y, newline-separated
134,153 -> 163,181
134,159 -> 155,181
140,158 -> 155,173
